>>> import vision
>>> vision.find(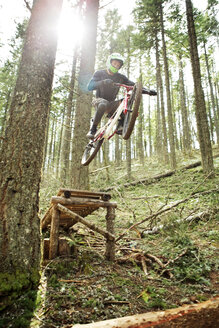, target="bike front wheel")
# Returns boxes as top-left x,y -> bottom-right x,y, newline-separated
122,81 -> 142,140
81,139 -> 104,166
